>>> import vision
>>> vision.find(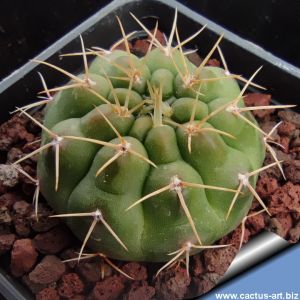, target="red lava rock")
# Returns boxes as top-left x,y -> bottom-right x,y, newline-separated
100,263 -> 113,280
292,211 -> 300,221
260,121 -> 279,138
186,52 -> 202,66
29,255 -> 66,285
244,93 -> 274,119
0,182 -> 9,194
155,266 -> 191,300
256,176 -> 279,198
18,164 -> 37,184
203,246 -> 237,275
192,254 -> 205,276
272,149 -> 294,162
89,276 -> 125,300
246,212 -> 266,235
26,111 -> 44,133
269,213 -> 293,239
11,239 -> 38,277
278,110 -> 300,128
30,204 -> 59,232
291,135 -> 300,147
152,28 -> 166,46
194,272 -> 221,295
121,262 -> 147,281
113,41 -> 133,52
13,200 -> 31,215
278,121 -> 296,137
290,147 -> 300,160
58,273 -> 84,298
23,139 -> 41,153
14,216 -> 31,237
0,114 -> 34,151
60,248 -> 81,269
0,207 -> 12,225
133,28 -> 166,56
284,160 -> 300,184
22,274 -> 49,294
289,221 -> 300,243
70,296 -> 85,300
229,226 -> 251,249
126,281 -> 155,300
0,233 -> 16,254
259,155 -> 283,181
207,58 -> 221,67
36,287 -> 59,300
269,182 -> 300,214
33,226 -> 72,254
219,225 -> 250,248
133,39 -> 150,55
6,147 -> 24,163
76,260 -> 103,283
0,164 -> 19,187
280,136 -> 290,153
22,182 -> 37,198
0,193 -> 23,209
